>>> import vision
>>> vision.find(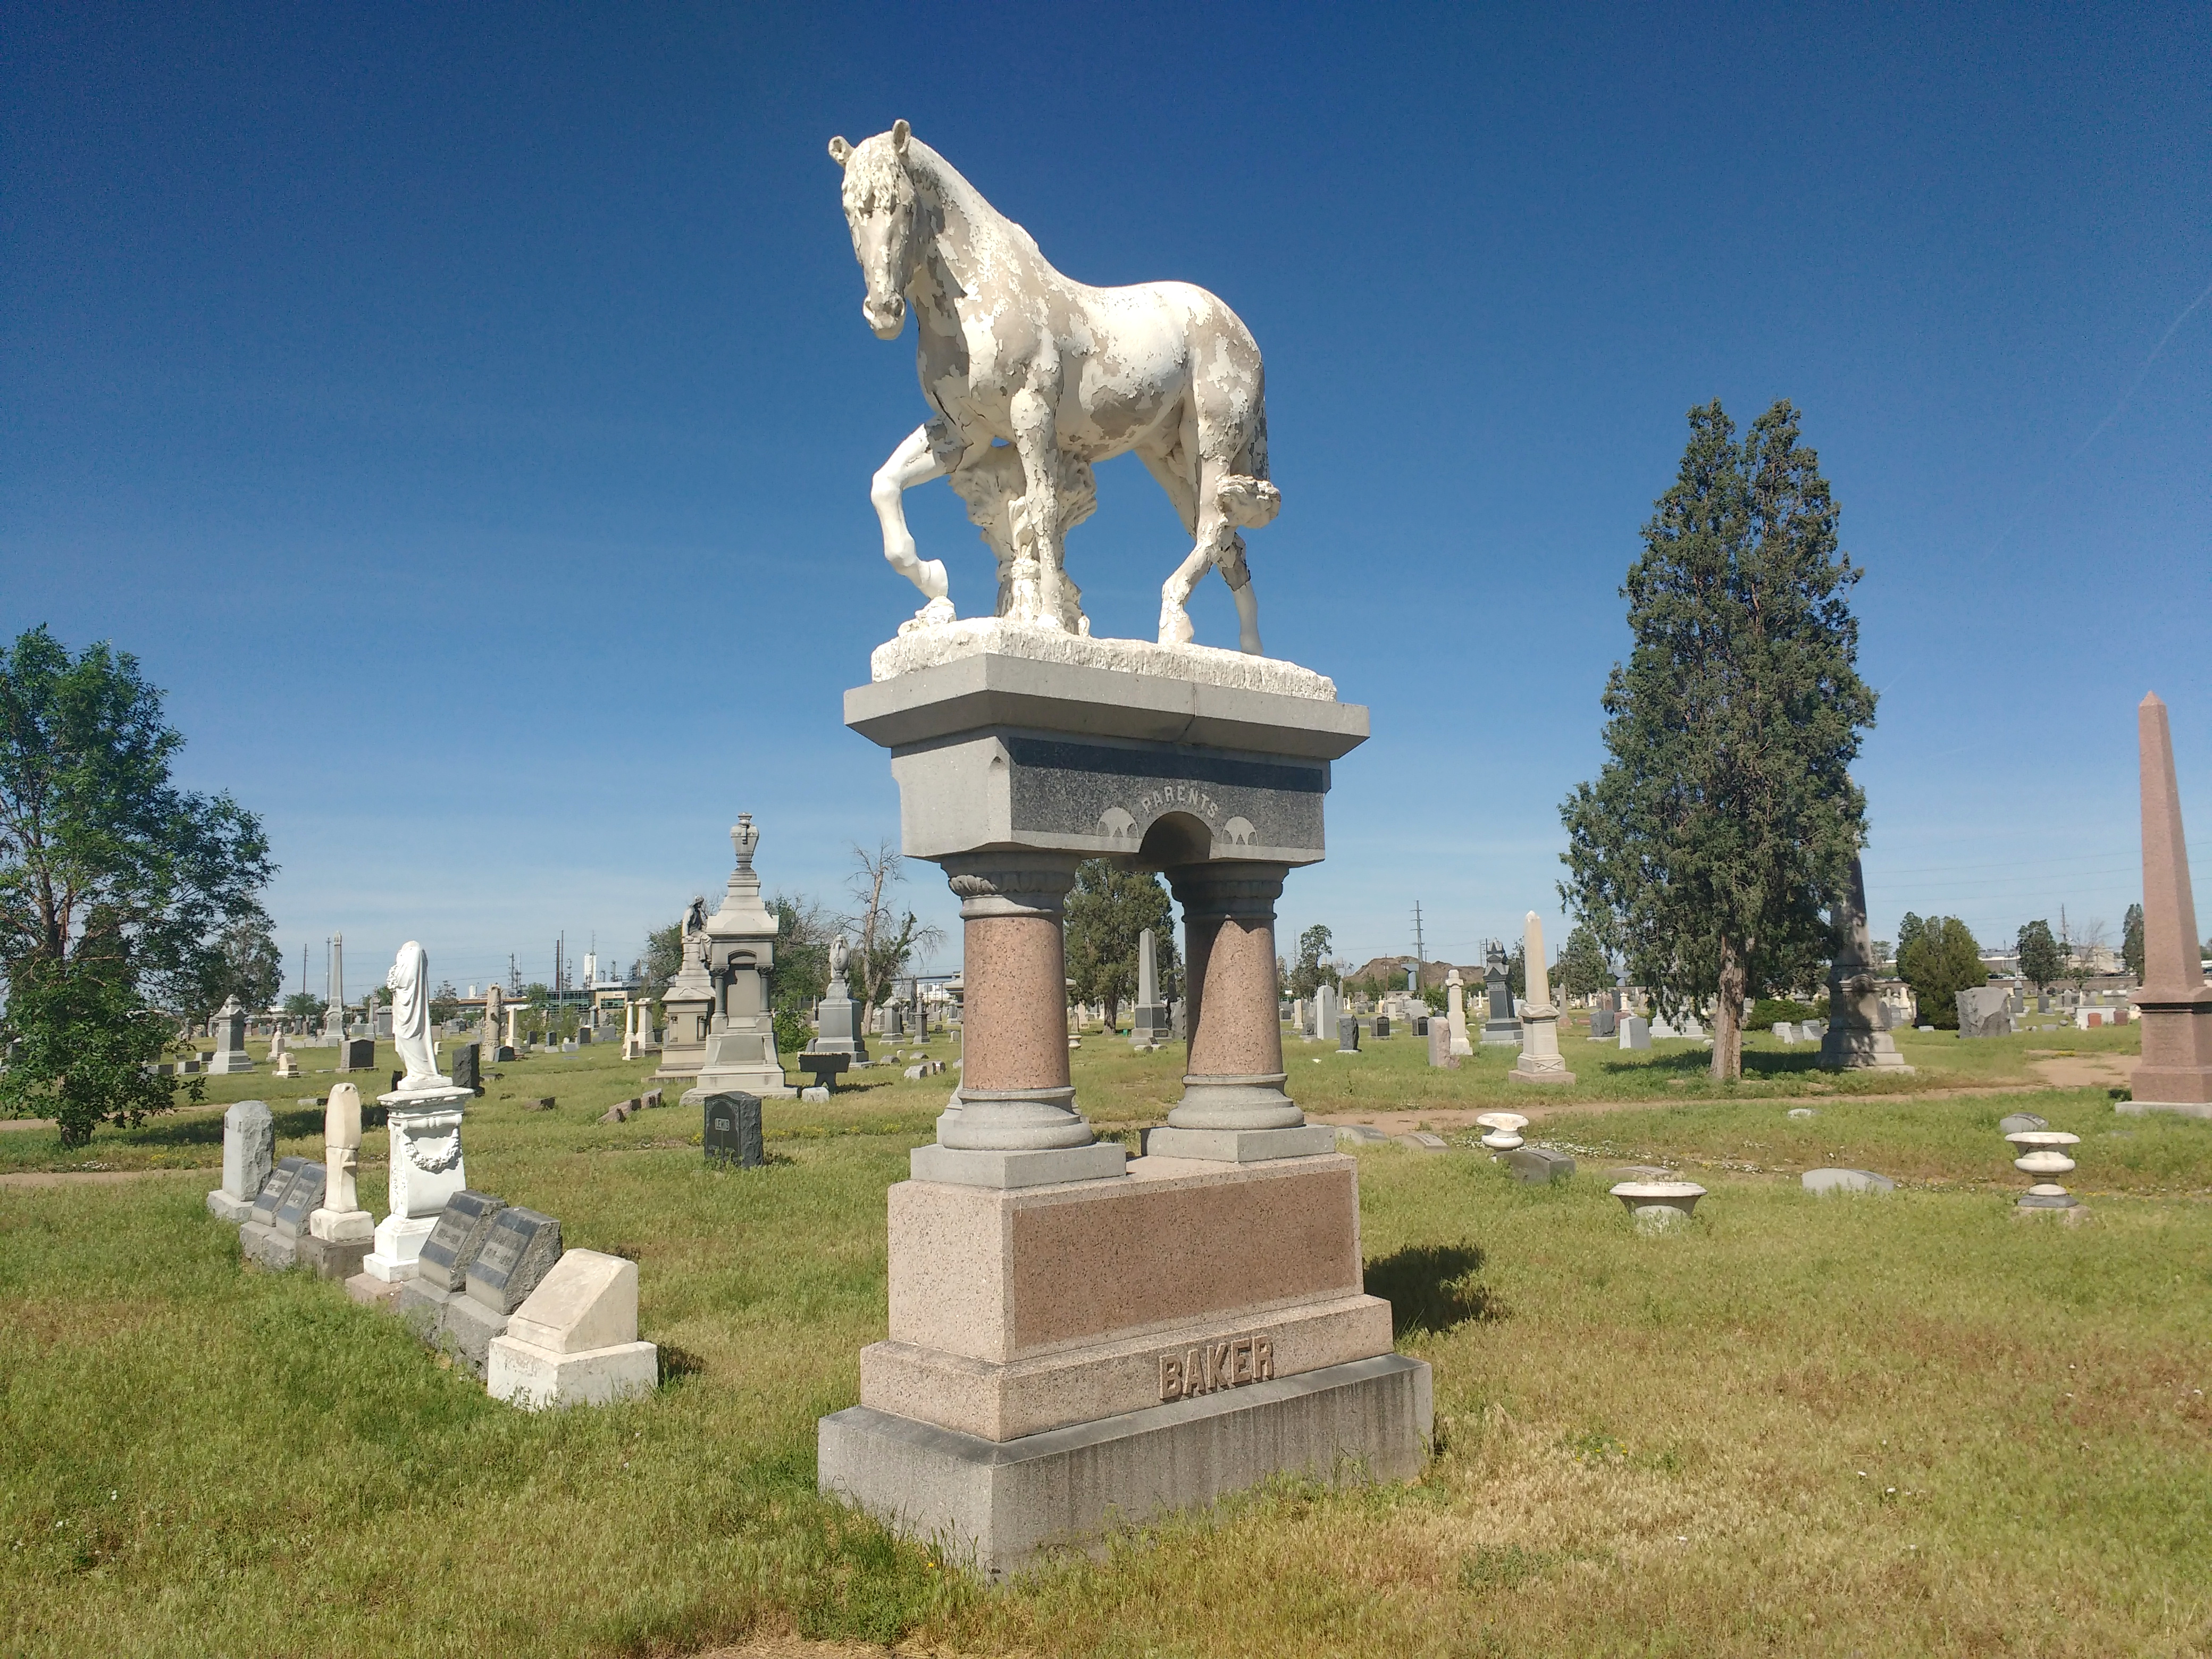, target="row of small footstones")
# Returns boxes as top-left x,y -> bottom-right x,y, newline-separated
220,1154 -> 657,1410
